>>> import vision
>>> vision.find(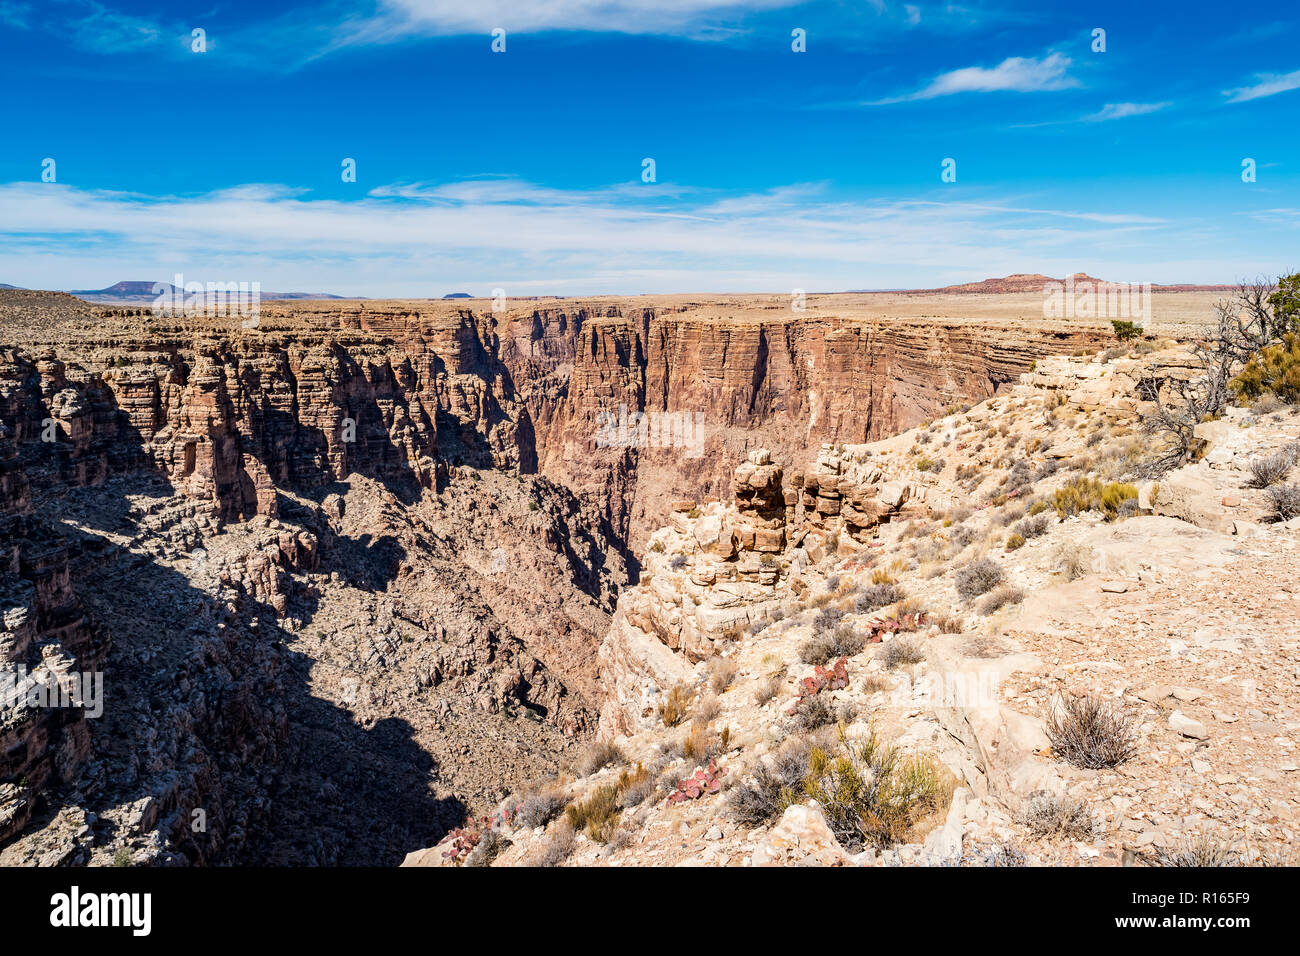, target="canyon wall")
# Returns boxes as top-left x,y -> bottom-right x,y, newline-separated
0,291 -> 1115,863
494,308 -> 1113,546
0,299 -> 626,862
